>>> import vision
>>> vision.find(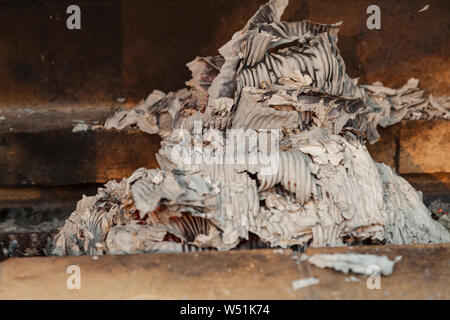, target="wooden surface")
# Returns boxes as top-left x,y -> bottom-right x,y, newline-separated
0,244 -> 448,299
0,185 -> 100,208
366,124 -> 399,169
